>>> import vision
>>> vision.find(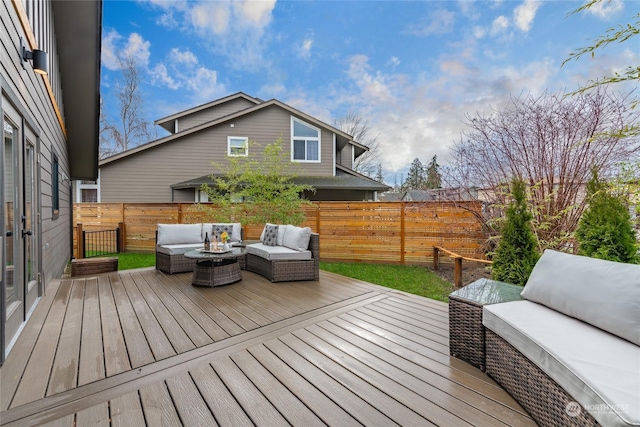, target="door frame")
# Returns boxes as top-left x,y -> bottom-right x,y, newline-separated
1,87 -> 43,364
